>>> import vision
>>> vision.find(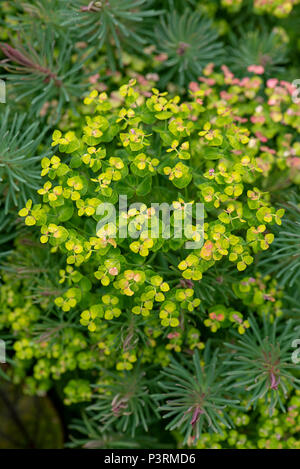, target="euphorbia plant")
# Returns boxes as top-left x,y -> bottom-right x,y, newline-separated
1,0 -> 300,450
5,75 -> 297,445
